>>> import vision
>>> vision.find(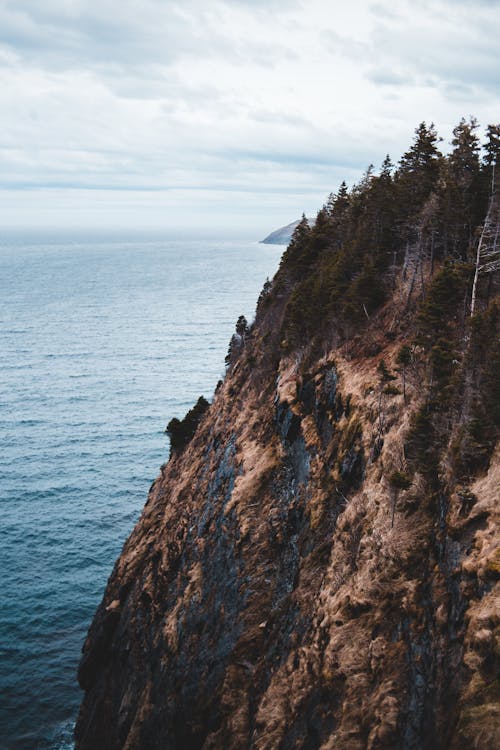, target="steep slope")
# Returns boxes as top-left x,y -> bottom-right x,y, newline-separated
76,121 -> 499,750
